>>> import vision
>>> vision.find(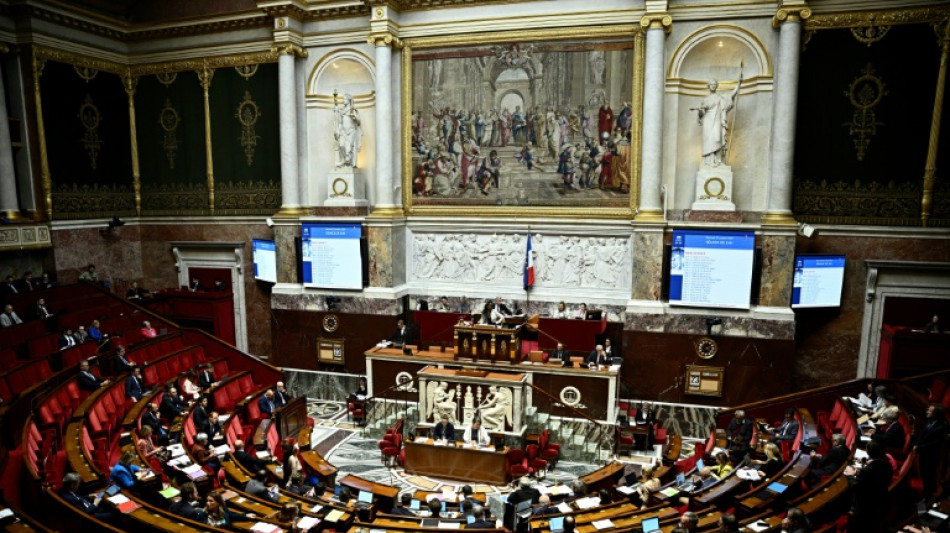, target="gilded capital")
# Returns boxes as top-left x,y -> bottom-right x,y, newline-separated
773,7 -> 812,28
0,43 -> 9,54
272,43 -> 308,58
368,32 -> 402,49
640,13 -> 672,33
121,70 -> 139,97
